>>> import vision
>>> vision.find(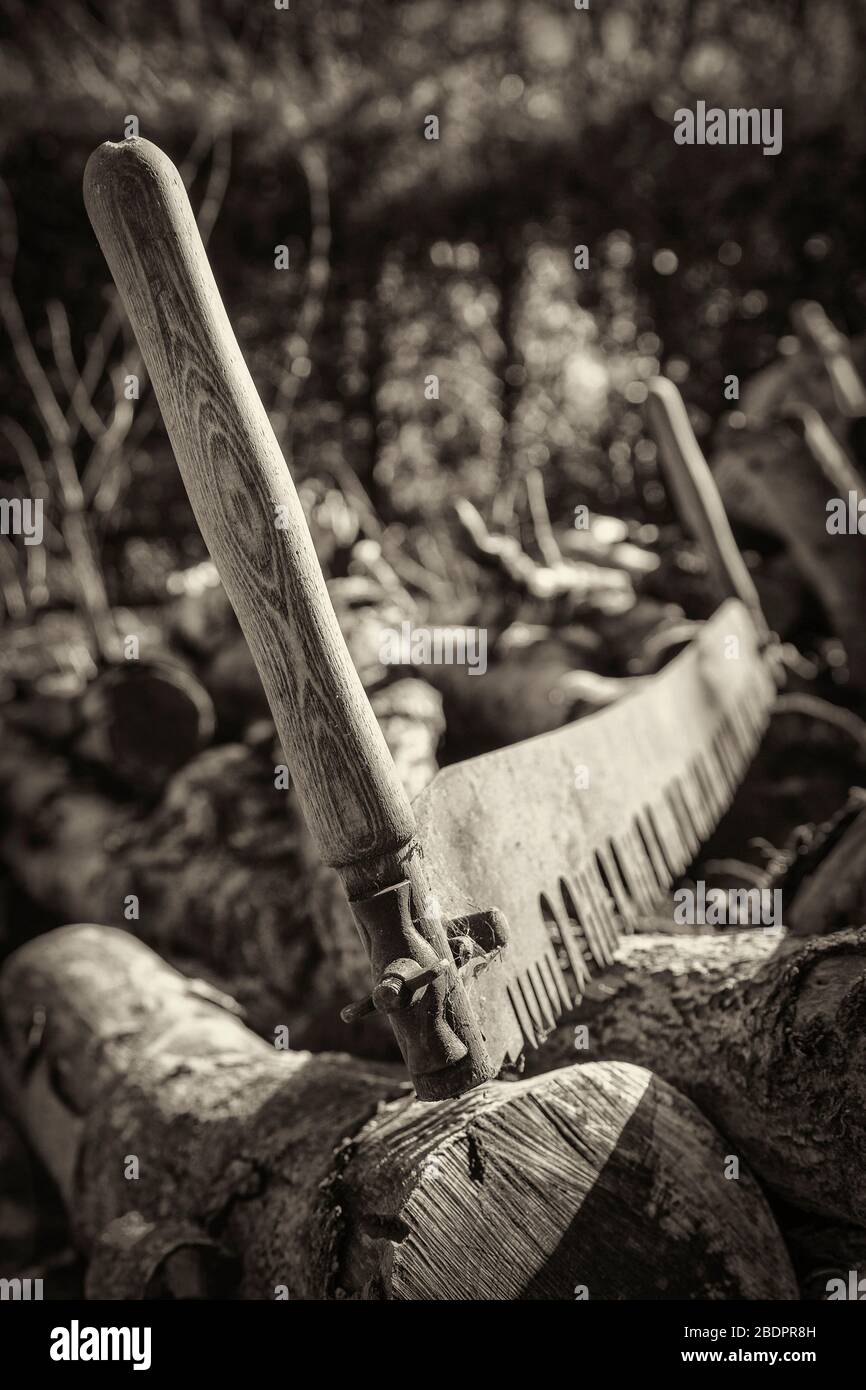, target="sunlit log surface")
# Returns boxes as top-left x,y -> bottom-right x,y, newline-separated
0,926 -> 797,1300
528,926 -> 866,1226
